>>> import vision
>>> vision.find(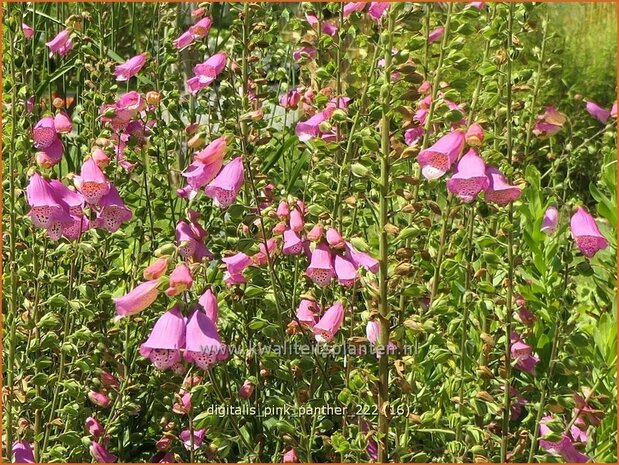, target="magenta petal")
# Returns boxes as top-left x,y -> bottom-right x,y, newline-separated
114,280 -> 160,318
313,301 -> 345,343
446,149 -> 489,203
198,288 -> 219,324
205,157 -> 244,208
417,131 -> 465,180
306,242 -> 335,287
570,207 -> 608,258
334,254 -> 358,287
